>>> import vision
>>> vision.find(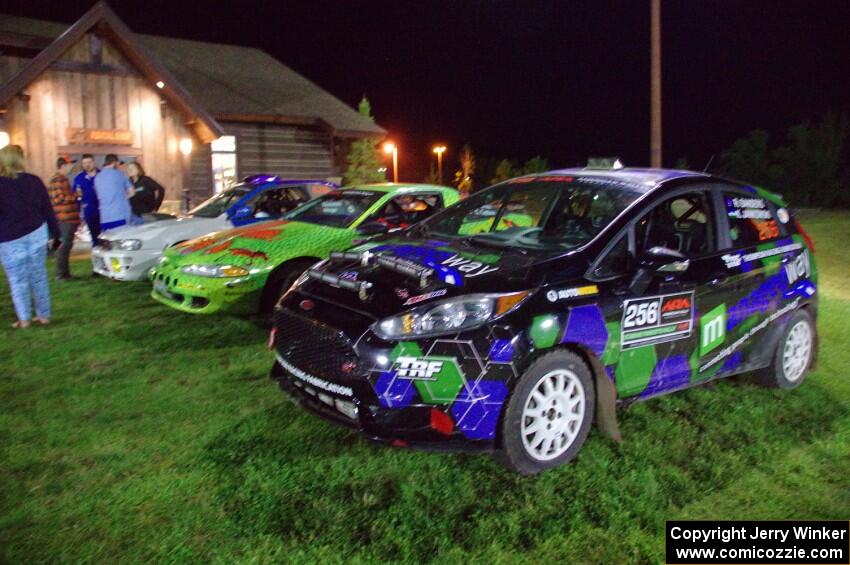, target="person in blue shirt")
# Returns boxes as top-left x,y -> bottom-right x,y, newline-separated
73,153 -> 100,241
93,154 -> 133,233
